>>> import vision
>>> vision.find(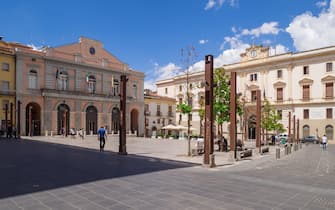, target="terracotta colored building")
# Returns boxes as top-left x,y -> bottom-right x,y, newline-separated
16,37 -> 144,136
